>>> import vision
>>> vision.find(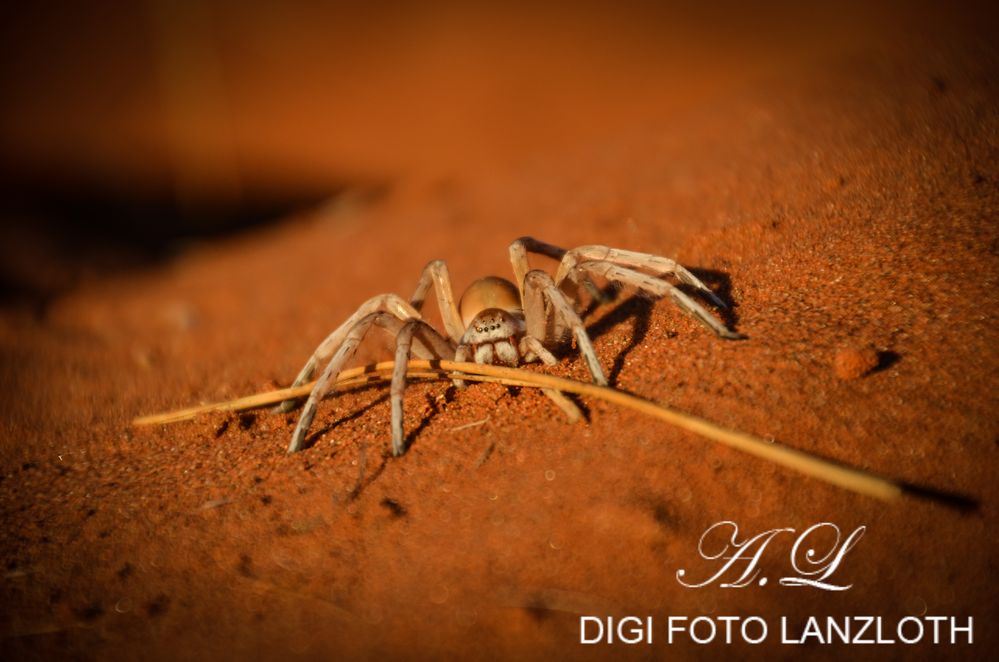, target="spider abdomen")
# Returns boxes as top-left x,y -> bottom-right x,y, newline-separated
458,276 -> 522,326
